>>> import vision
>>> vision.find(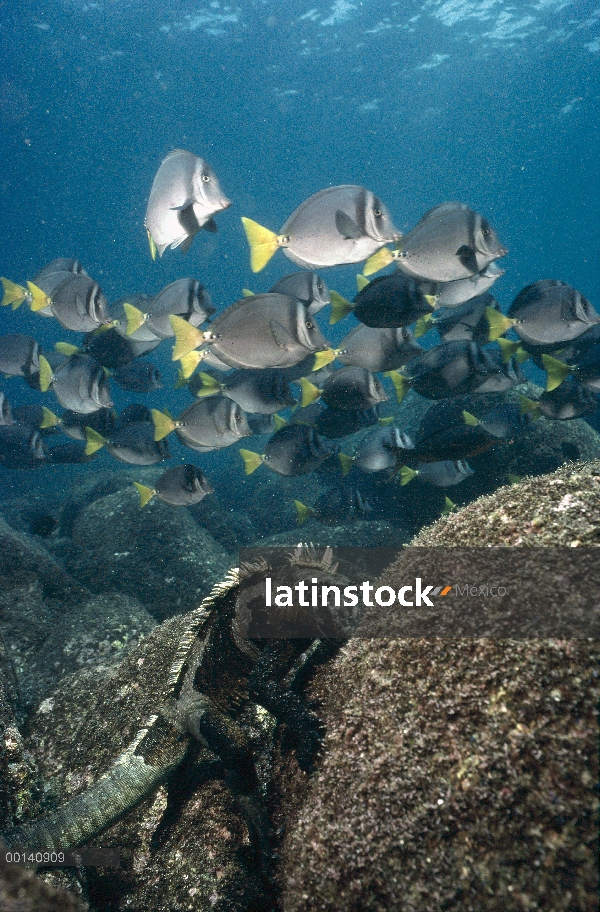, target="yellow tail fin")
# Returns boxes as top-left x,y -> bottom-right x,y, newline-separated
399,466 -> 417,486
273,413 -> 287,431
133,482 -> 156,508
541,354 -> 571,392
0,277 -> 28,308
239,448 -> 263,475
27,282 -> 50,312
300,377 -> 321,408
196,372 -> 222,397
294,500 -> 314,525
485,307 -> 516,342
312,348 -> 336,371
378,416 -> 394,426
384,370 -> 409,403
462,410 -> 480,426
40,407 -> 59,429
518,394 -> 541,419
242,288 -> 254,297
179,350 -> 205,380
441,496 -> 456,516
363,246 -> 394,276
38,355 -> 54,393
356,274 -> 370,292
328,291 -> 353,324
55,342 -> 80,357
507,473 -> 522,485
414,313 -> 432,338
151,409 -> 176,441
170,314 -> 206,361
123,302 -> 147,336
147,229 -> 158,261
84,427 -> 106,456
496,338 -> 520,364
338,453 -> 353,477
241,217 -> 280,272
